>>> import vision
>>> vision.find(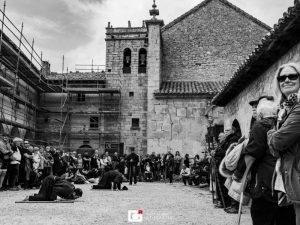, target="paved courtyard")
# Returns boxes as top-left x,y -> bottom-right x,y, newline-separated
0,182 -> 252,225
